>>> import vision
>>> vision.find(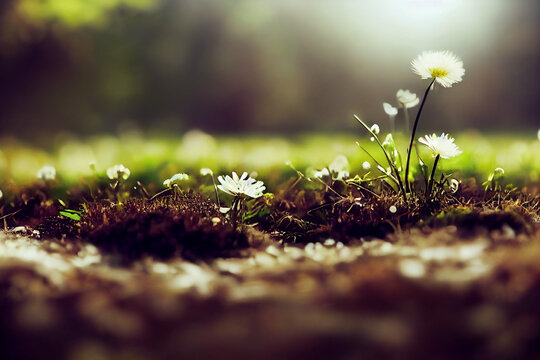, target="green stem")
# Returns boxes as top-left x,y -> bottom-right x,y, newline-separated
210,174 -> 221,207
231,196 -> 242,229
354,116 -> 407,204
404,78 -> 436,193
403,107 -> 410,133
426,154 -> 440,198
